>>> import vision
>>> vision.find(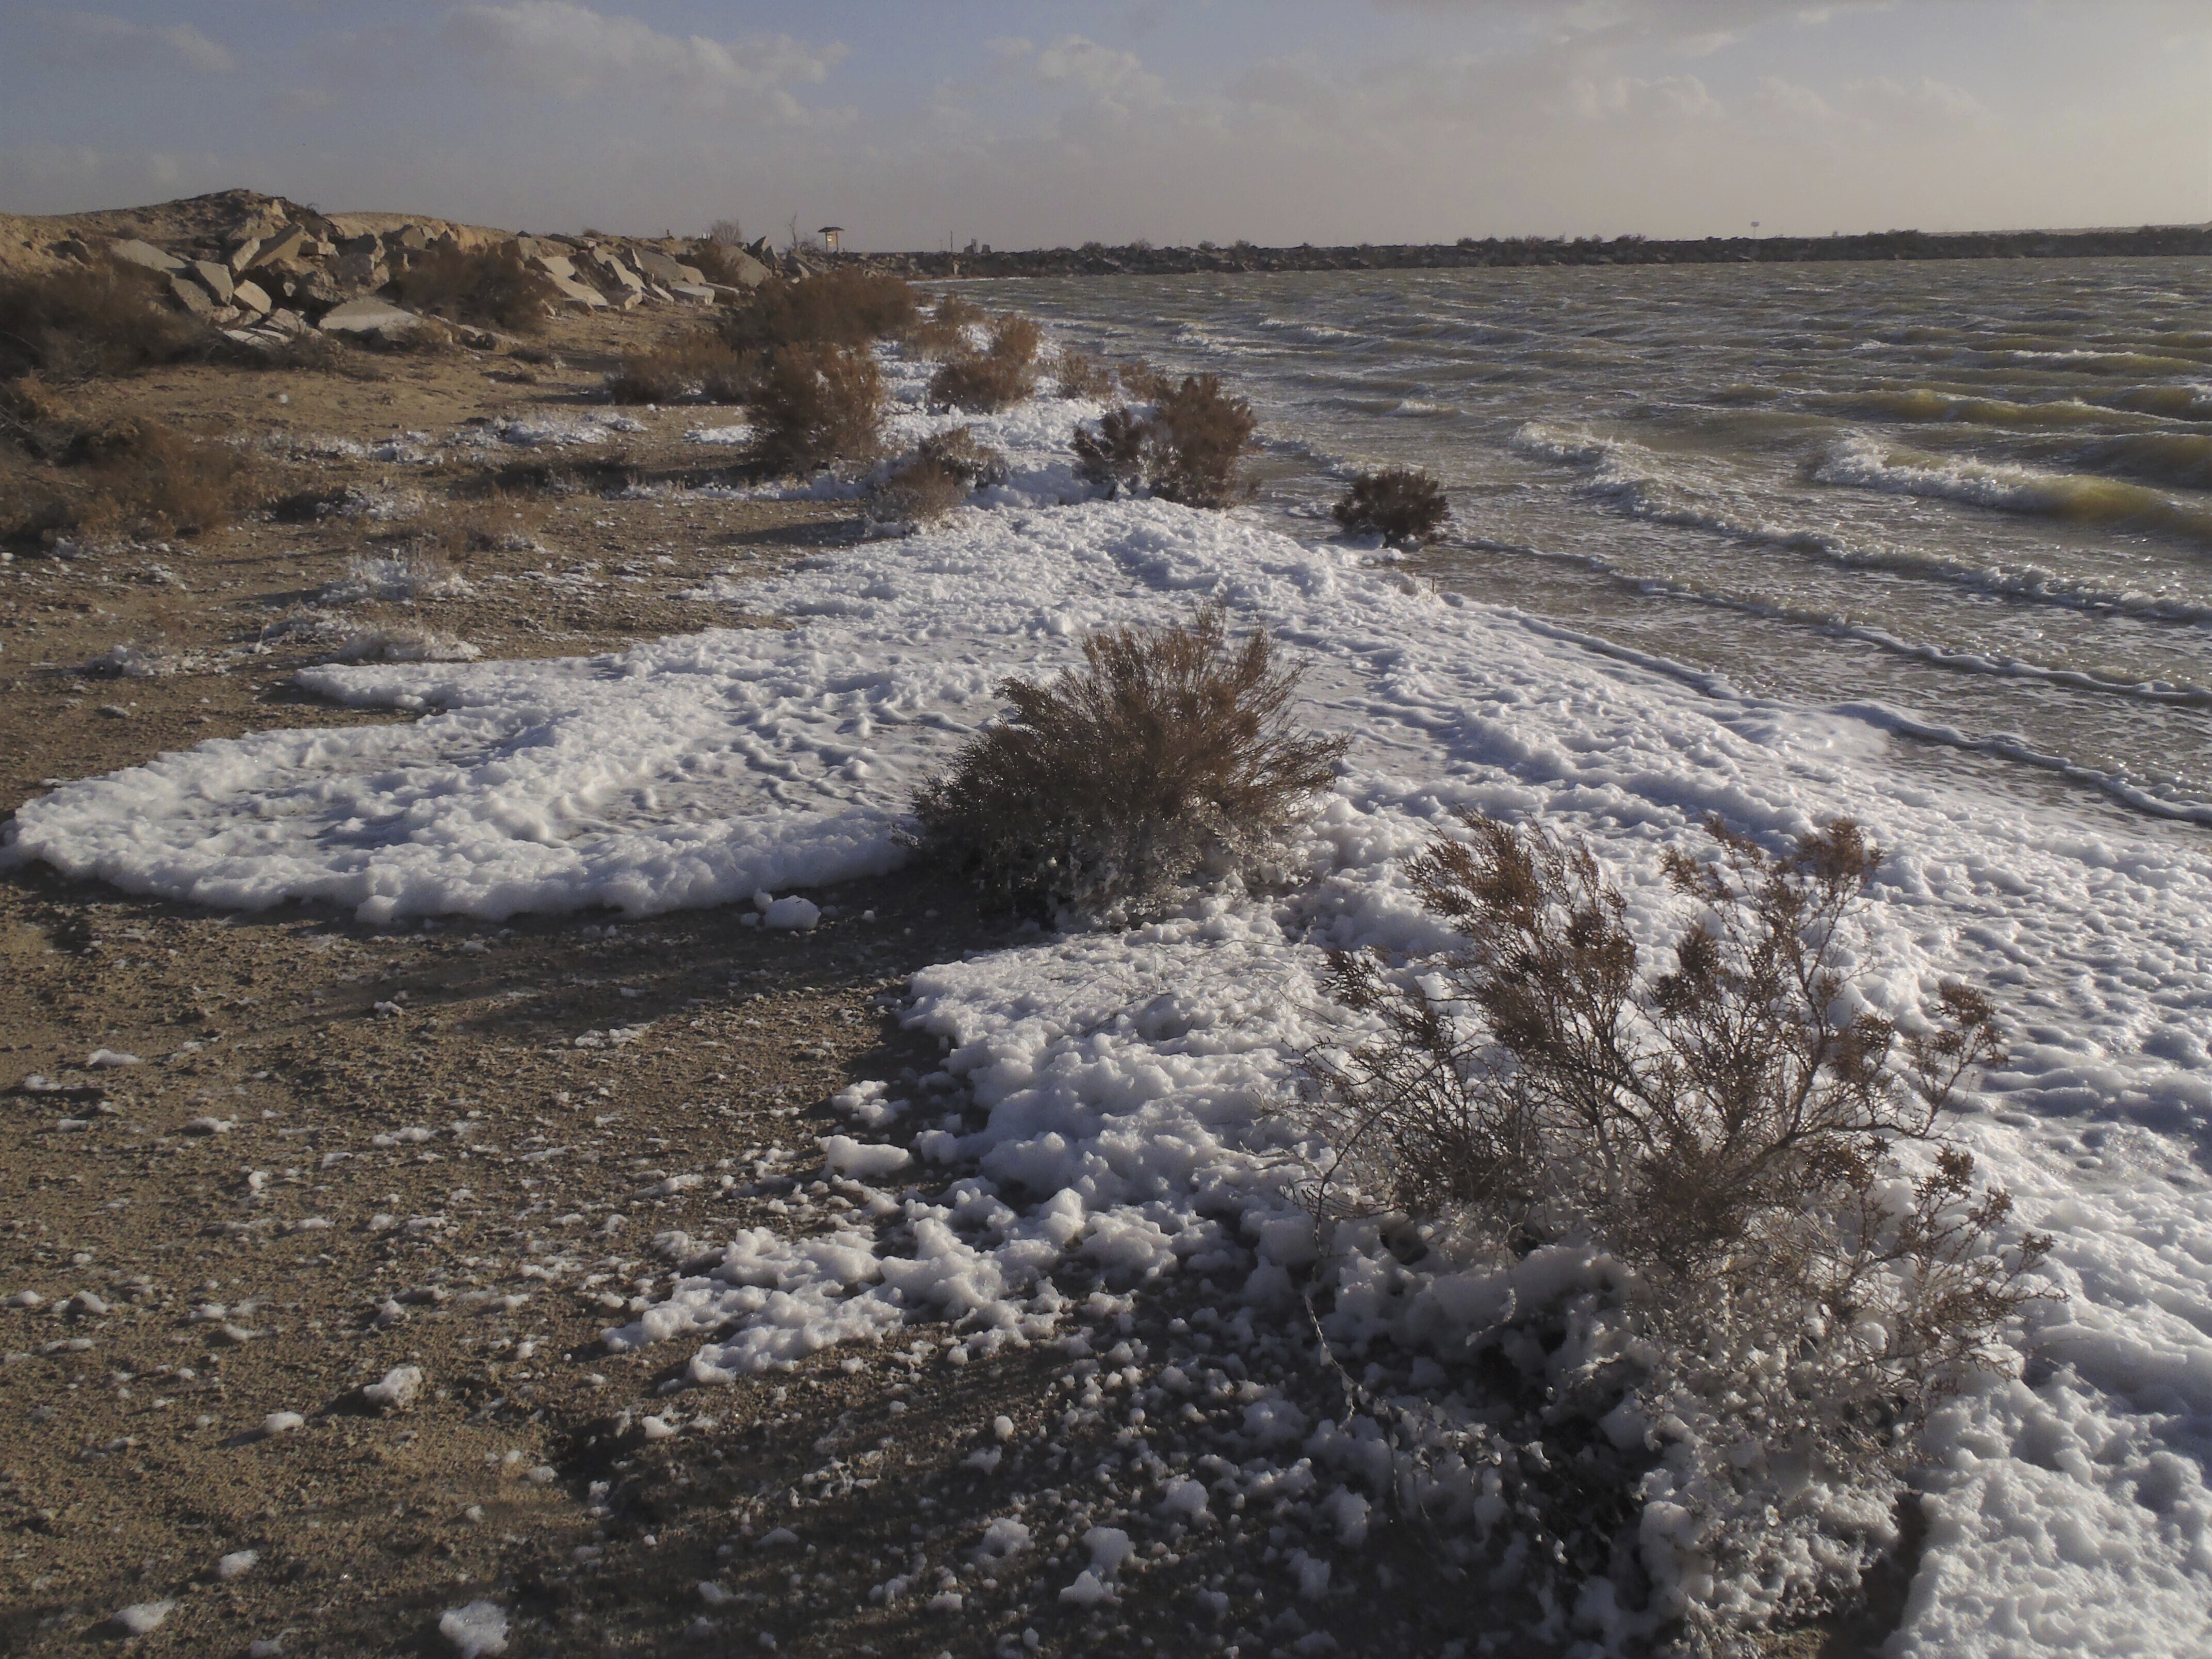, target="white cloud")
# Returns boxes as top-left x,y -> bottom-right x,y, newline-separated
441,2 -> 843,108
1033,36 -> 1164,105
1846,74 -> 1990,125
1568,73 -> 1724,122
34,10 -> 237,74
